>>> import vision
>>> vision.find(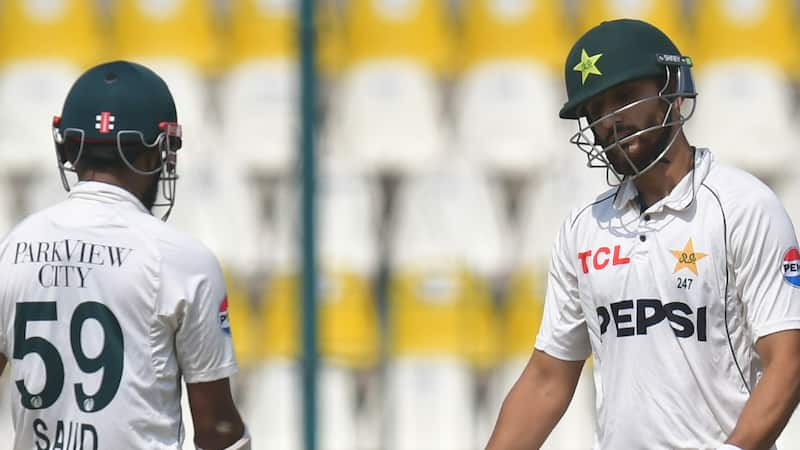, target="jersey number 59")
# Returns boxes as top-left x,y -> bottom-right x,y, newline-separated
13,301 -> 124,413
